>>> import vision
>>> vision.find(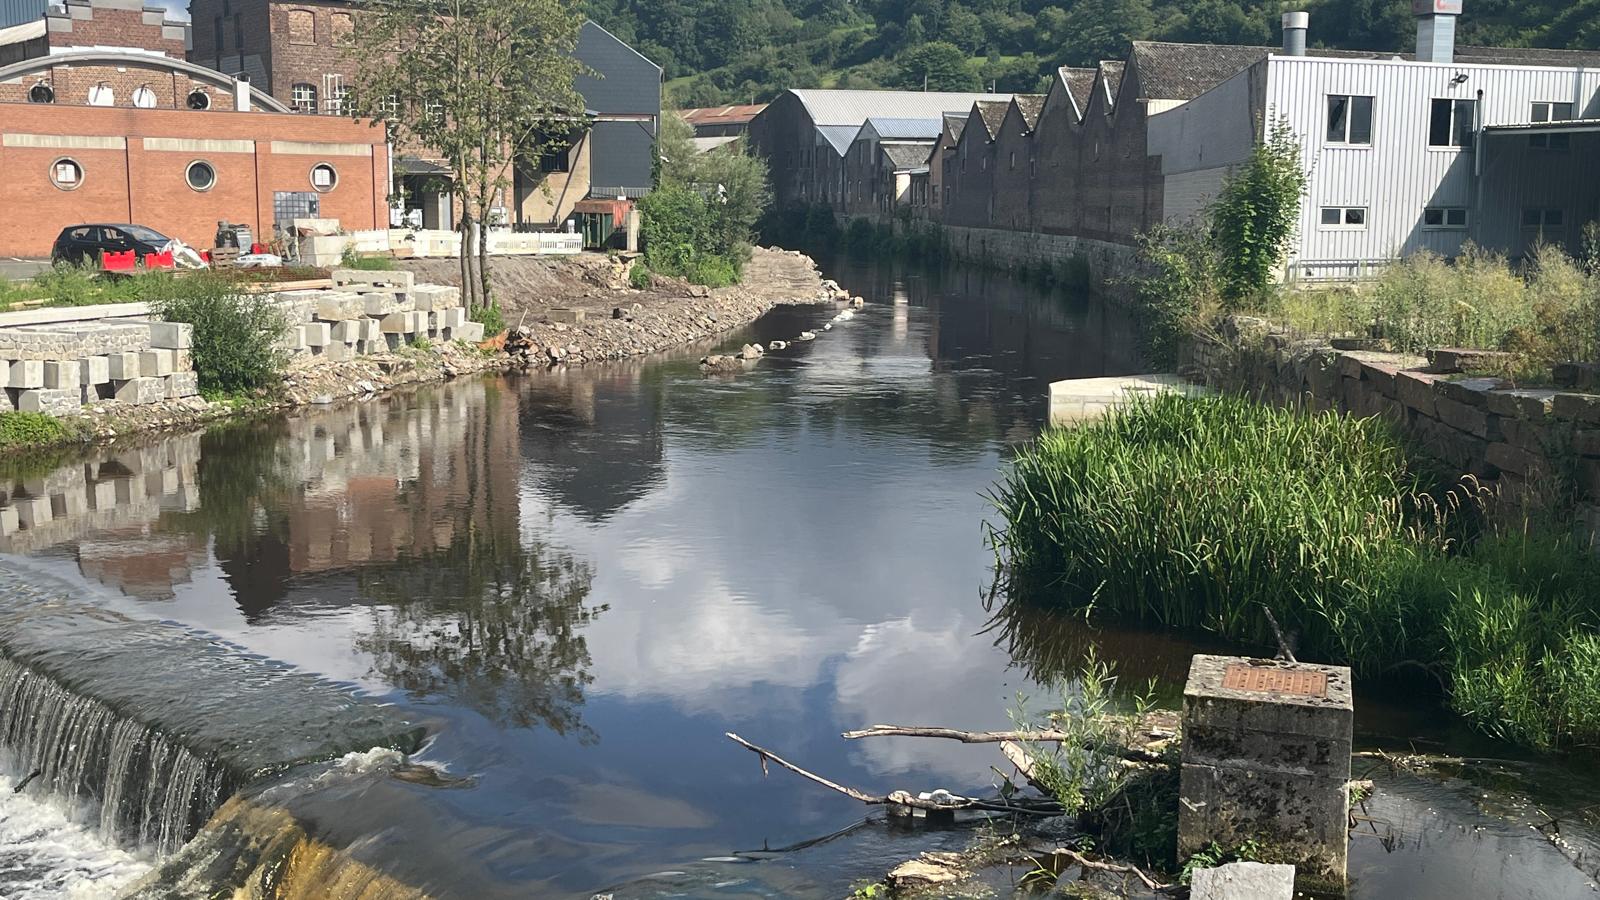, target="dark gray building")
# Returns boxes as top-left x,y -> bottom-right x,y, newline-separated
575,20 -> 662,200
